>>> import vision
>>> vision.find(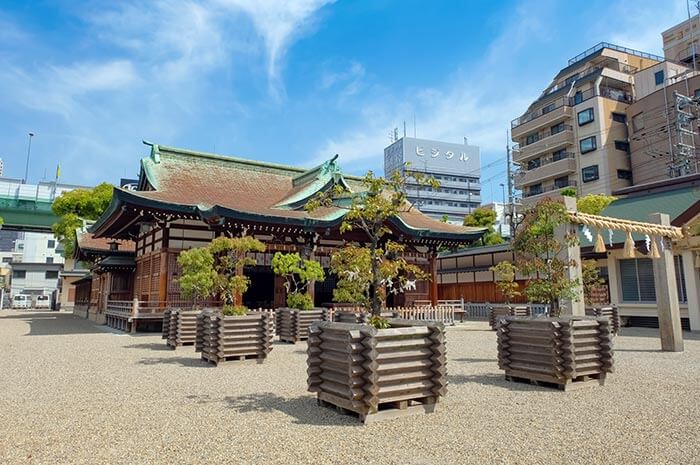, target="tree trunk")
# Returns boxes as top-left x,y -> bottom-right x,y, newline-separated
370,238 -> 381,316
